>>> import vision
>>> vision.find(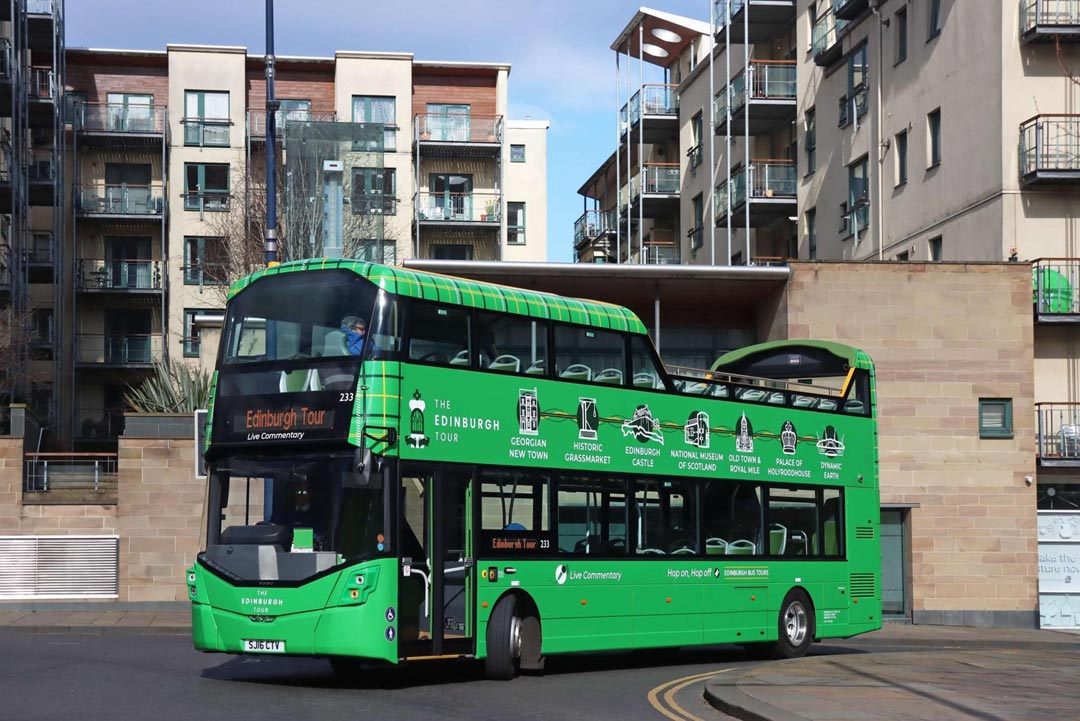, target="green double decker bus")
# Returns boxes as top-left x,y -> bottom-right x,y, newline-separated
189,259 -> 881,678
